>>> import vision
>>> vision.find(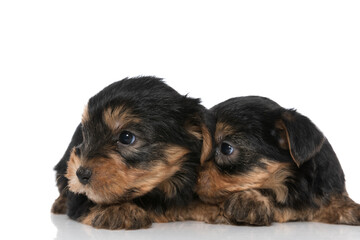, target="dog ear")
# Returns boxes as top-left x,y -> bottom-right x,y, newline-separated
199,111 -> 214,165
185,107 -> 215,165
274,110 -> 325,167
